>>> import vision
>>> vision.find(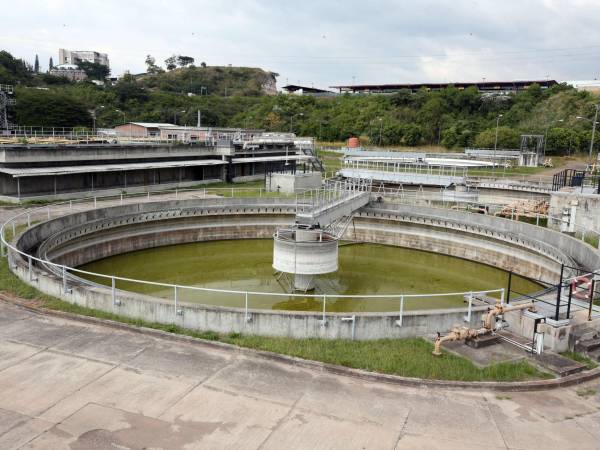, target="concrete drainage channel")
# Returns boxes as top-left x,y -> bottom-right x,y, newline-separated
2,196 -> 600,354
